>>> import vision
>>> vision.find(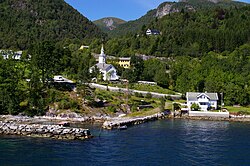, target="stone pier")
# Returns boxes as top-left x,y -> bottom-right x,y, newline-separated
102,112 -> 166,130
0,122 -> 92,140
